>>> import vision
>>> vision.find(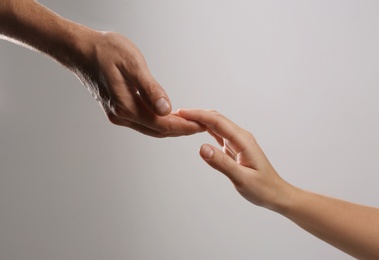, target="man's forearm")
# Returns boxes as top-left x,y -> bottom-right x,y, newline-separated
0,0 -> 97,69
